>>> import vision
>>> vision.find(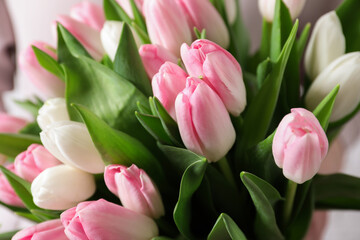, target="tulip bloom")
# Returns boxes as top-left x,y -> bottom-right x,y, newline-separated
175,77 -> 236,162
37,98 -> 70,131
139,44 -> 178,79
14,144 -> 61,182
31,165 -> 96,210
258,0 -> 307,22
143,0 -> 192,57
19,42 -> 65,98
40,121 -> 105,174
181,39 -> 246,116
152,62 -> 188,120
305,52 -> 360,122
225,0 -> 237,24
272,108 -> 328,184
116,0 -> 144,18
304,11 -> 345,80
61,199 -> 159,240
70,1 -> 105,31
12,219 -> 68,240
104,164 -> 165,219
0,164 -> 24,207
0,113 -> 27,133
